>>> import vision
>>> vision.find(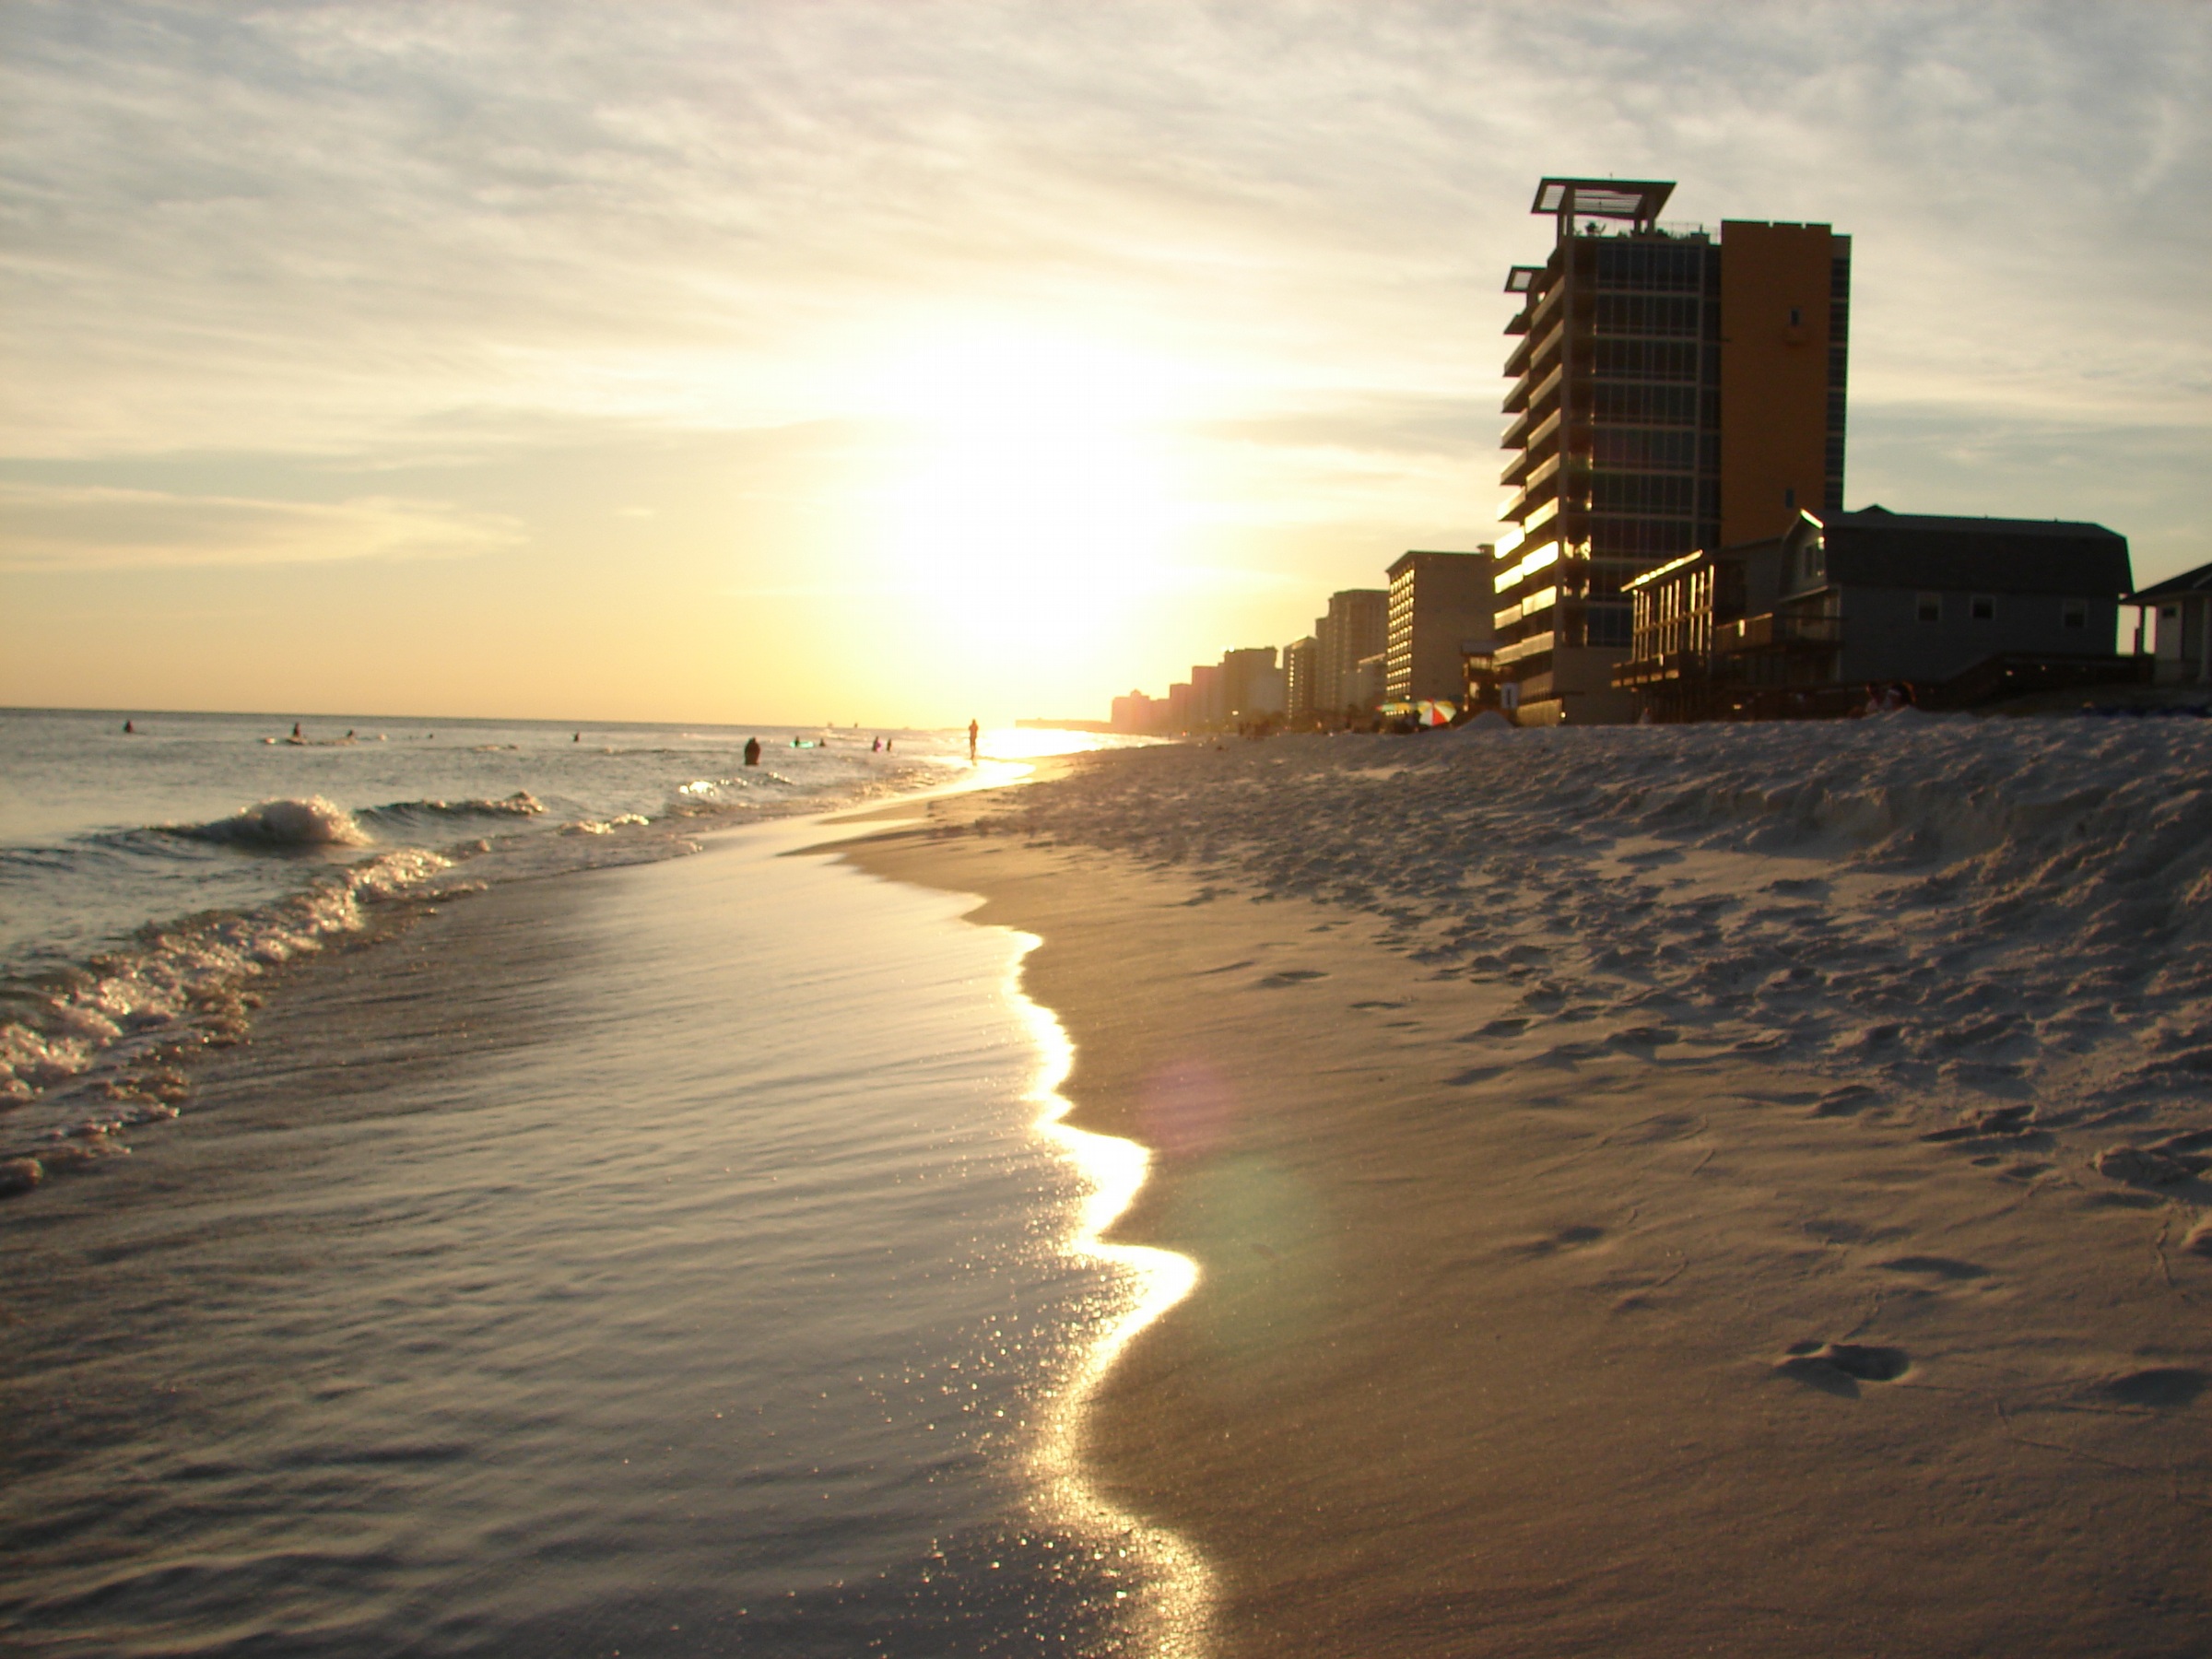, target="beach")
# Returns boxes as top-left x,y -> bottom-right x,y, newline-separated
8,712 -> 2212,1655
847,720 -> 2212,1655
